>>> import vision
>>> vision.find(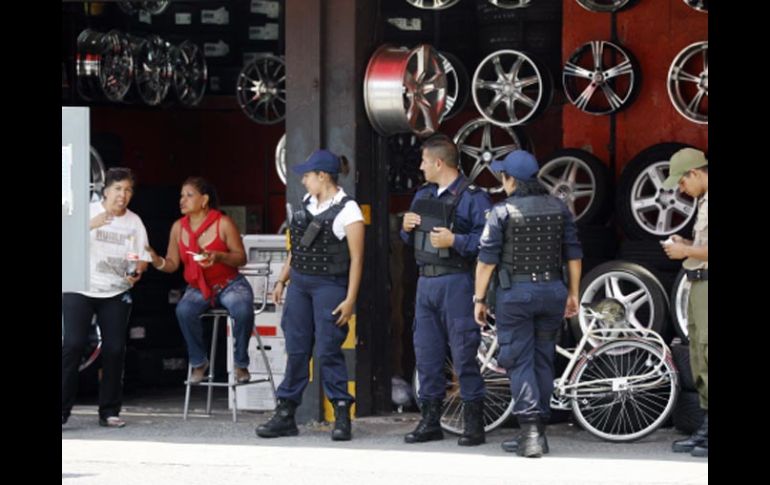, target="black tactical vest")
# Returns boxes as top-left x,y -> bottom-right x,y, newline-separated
412,181 -> 473,275
500,195 -> 564,275
289,196 -> 353,275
